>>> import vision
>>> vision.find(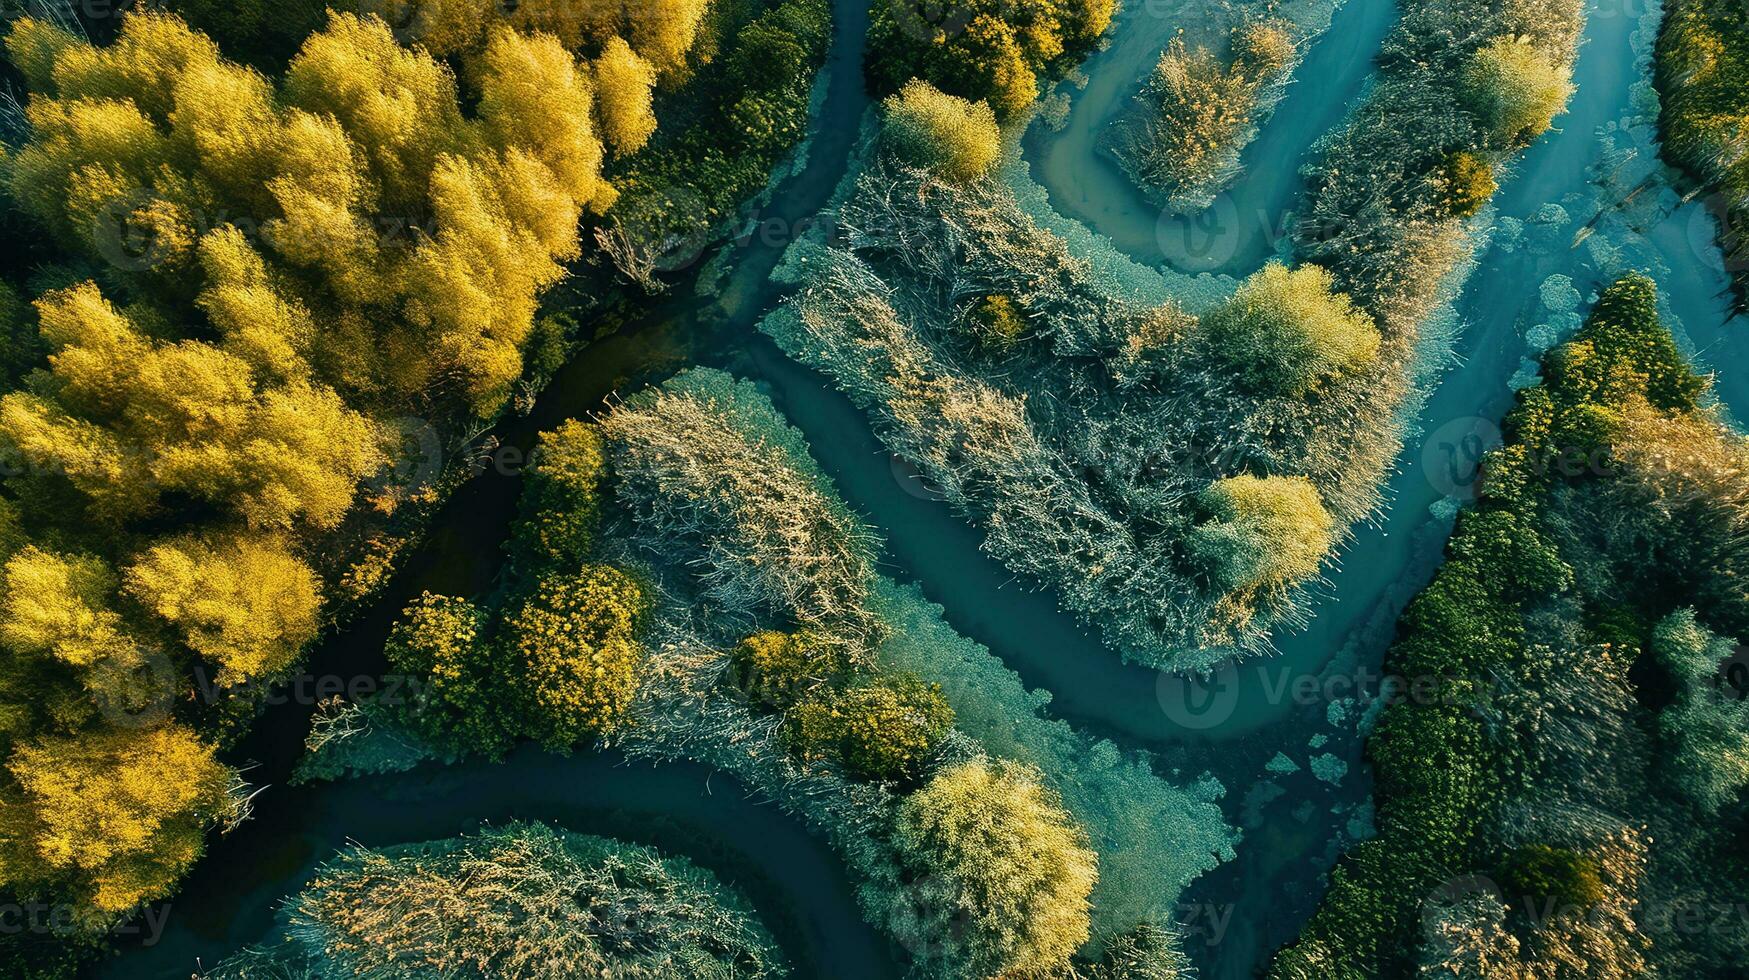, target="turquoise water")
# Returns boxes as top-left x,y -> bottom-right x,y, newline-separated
1026,0 -> 1398,274
102,0 -> 1749,976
